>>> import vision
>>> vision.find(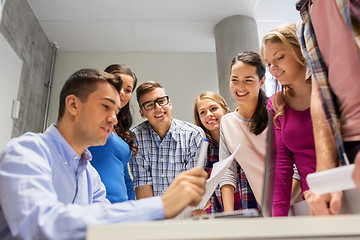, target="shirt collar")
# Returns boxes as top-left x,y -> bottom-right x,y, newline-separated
296,0 -> 310,12
45,124 -> 91,167
168,119 -> 180,141
146,118 -> 177,141
234,108 -> 253,122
